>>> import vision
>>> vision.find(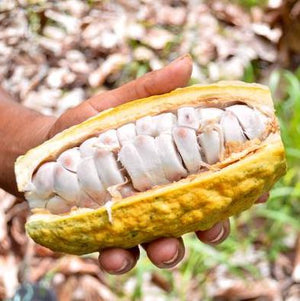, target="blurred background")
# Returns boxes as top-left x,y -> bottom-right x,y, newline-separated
0,0 -> 299,300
